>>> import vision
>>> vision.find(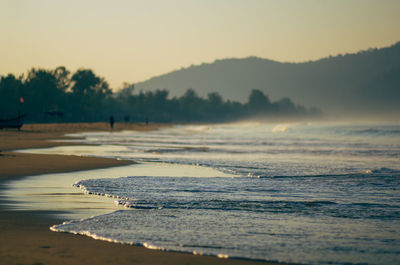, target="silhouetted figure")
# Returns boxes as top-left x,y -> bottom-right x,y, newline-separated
145,117 -> 149,126
109,115 -> 114,129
